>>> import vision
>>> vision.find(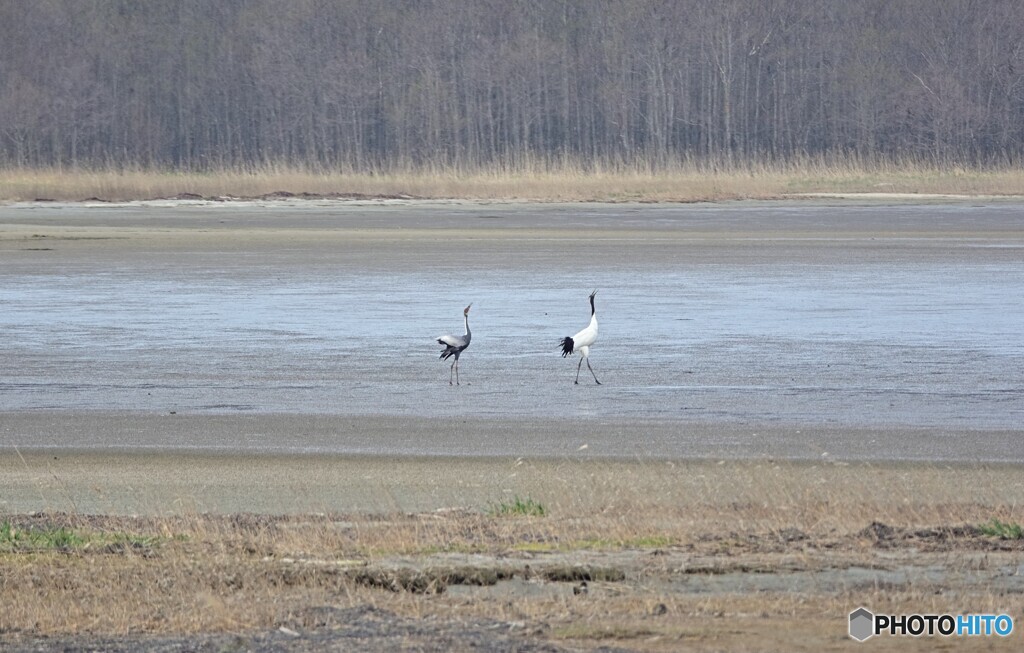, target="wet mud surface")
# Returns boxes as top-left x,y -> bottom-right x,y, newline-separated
2,199 -> 1023,461
5,606 -> 577,653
